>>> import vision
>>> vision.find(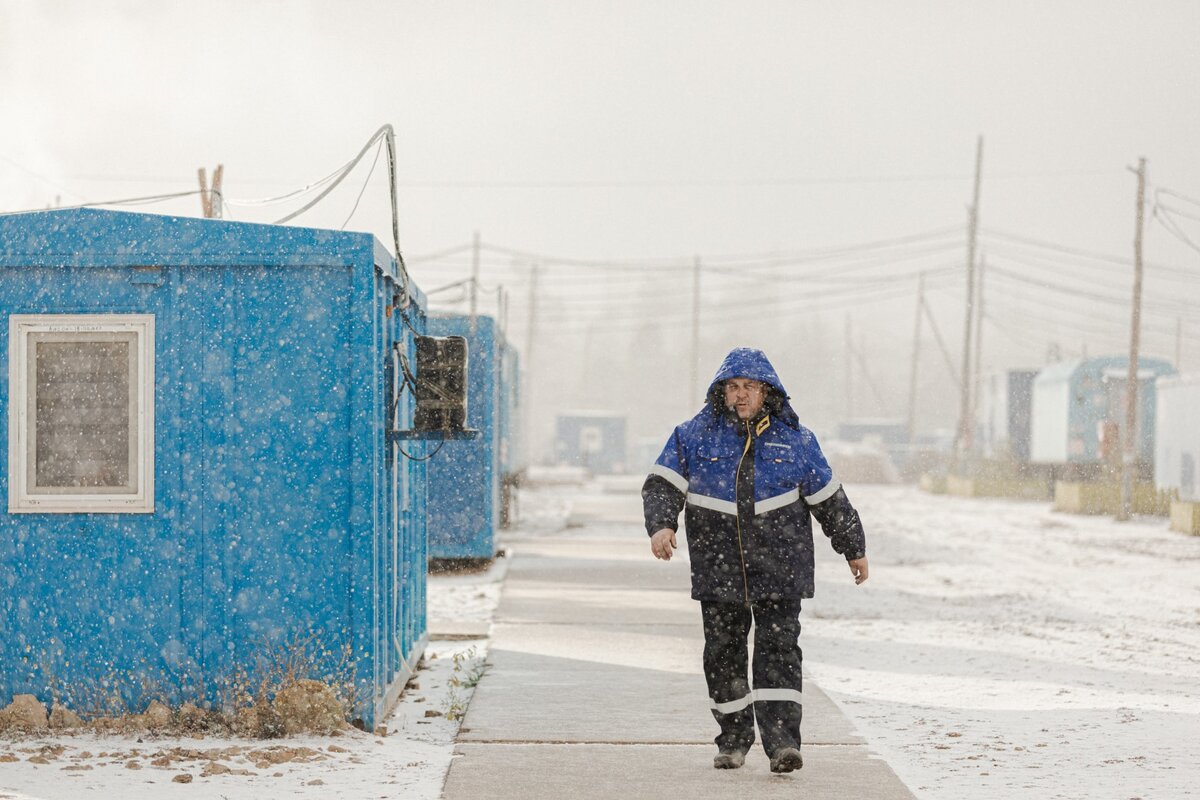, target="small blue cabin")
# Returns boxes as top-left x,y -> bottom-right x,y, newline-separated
0,208 -> 430,729
1029,355 -> 1175,465
426,314 -> 520,560
555,412 -> 626,474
